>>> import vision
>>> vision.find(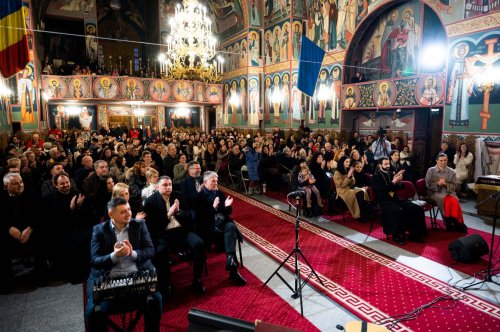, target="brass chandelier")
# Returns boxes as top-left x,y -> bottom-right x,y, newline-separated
159,0 -> 223,83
